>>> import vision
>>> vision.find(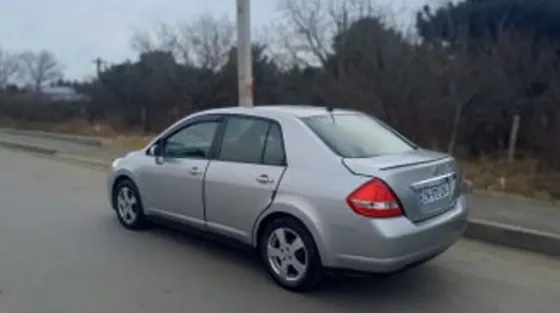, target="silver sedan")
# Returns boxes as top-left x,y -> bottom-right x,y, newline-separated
107,105 -> 468,292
